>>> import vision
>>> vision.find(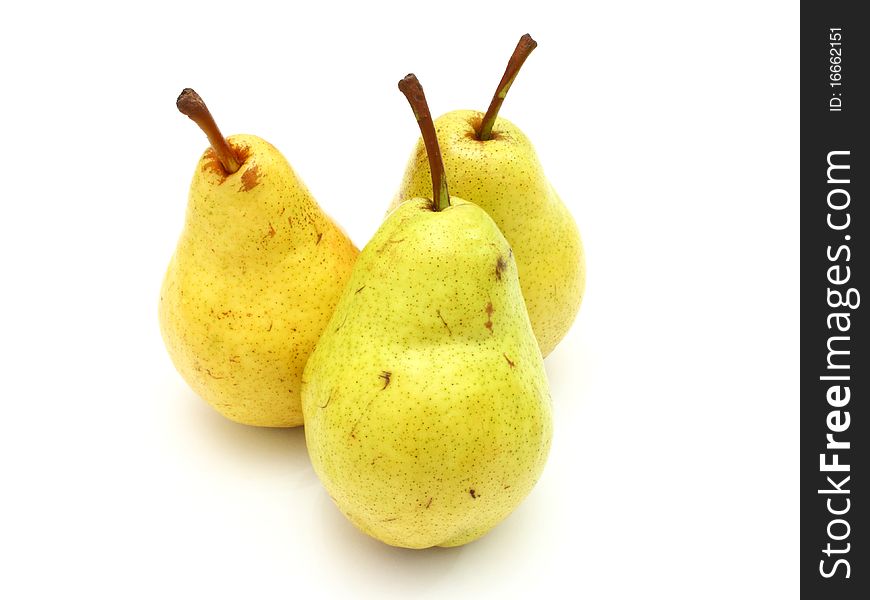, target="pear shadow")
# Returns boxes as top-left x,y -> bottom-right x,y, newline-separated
172,385 -> 313,477
311,488 -> 466,594
543,321 -> 595,423
310,481 -> 557,595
